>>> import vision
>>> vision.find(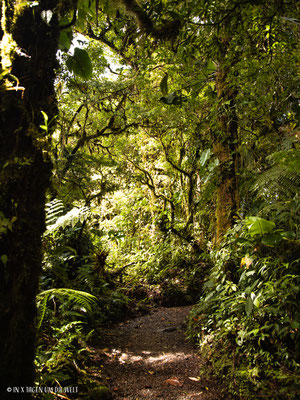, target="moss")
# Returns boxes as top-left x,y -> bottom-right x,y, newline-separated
1,0 -> 16,70
1,0 -> 31,72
